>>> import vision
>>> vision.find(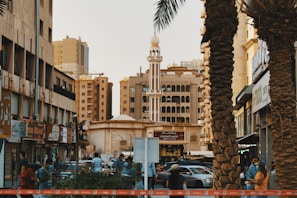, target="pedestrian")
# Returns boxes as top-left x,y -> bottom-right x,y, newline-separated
121,156 -> 136,189
112,153 -> 125,175
245,156 -> 259,193
92,152 -> 103,173
168,164 -> 186,198
253,160 -> 269,198
36,158 -> 53,198
268,161 -> 278,190
17,151 -> 28,188
142,162 -> 157,190
135,163 -> 144,198
20,160 -> 36,198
